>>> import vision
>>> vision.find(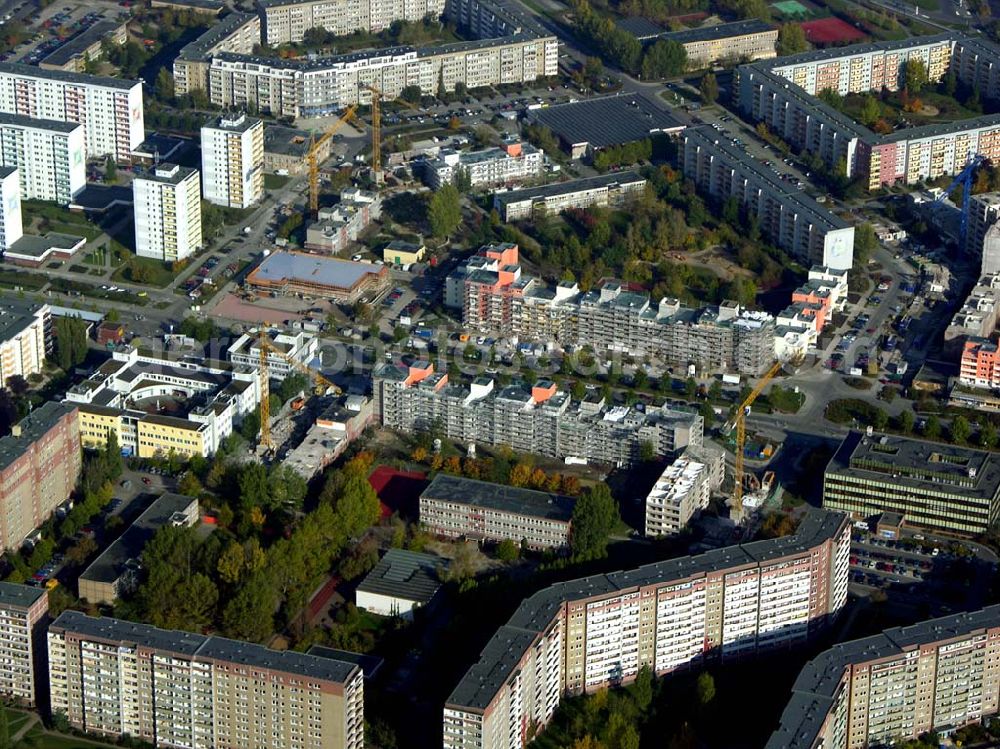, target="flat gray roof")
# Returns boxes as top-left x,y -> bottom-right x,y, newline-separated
0,401 -> 75,474
528,94 -> 684,149
51,610 -> 361,683
79,493 -> 197,586
422,474 -> 574,522
0,111 -> 81,133
6,232 -> 85,259
249,251 -> 382,290
825,430 -> 1000,503
177,12 -> 257,61
0,581 -> 45,609
615,16 -> 663,39
356,549 -> 443,604
494,171 -> 645,207
40,21 -> 123,67
660,19 -> 774,45
138,163 -> 197,186
0,61 -> 139,90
